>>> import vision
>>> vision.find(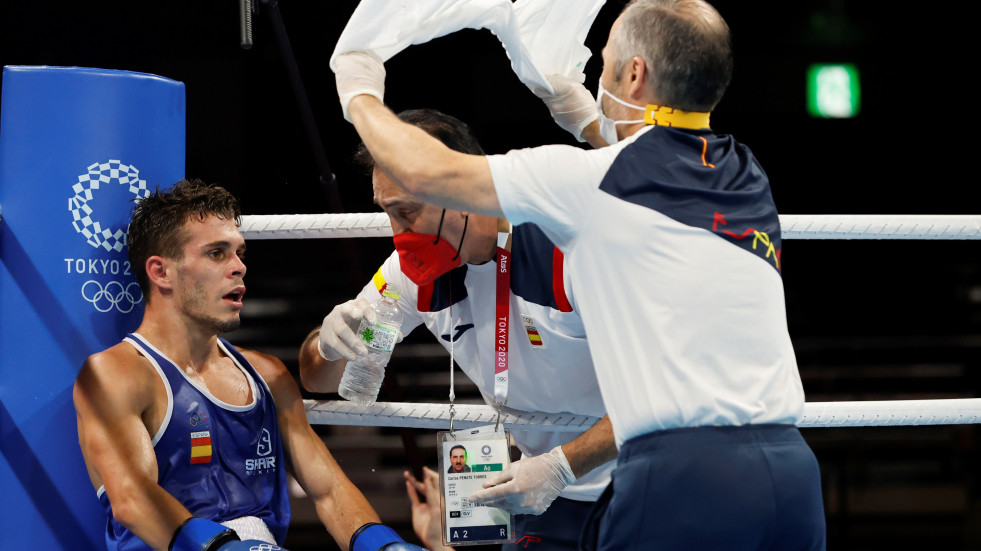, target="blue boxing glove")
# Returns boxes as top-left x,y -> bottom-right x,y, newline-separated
170,517 -> 290,551
350,522 -> 428,551
170,518 -> 237,551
